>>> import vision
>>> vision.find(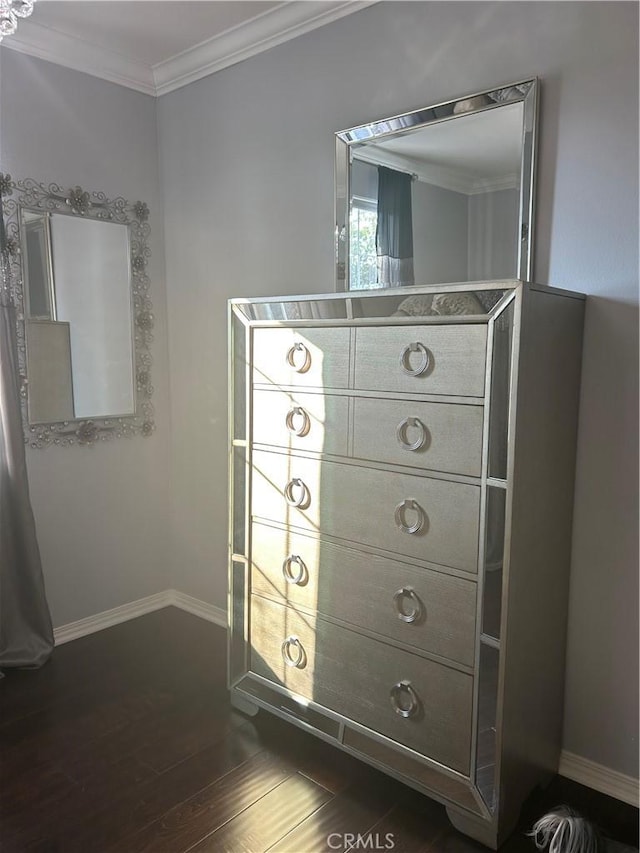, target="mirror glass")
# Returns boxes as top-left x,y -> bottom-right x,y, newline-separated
21,209 -> 135,423
335,80 -> 537,290
0,173 -> 154,447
